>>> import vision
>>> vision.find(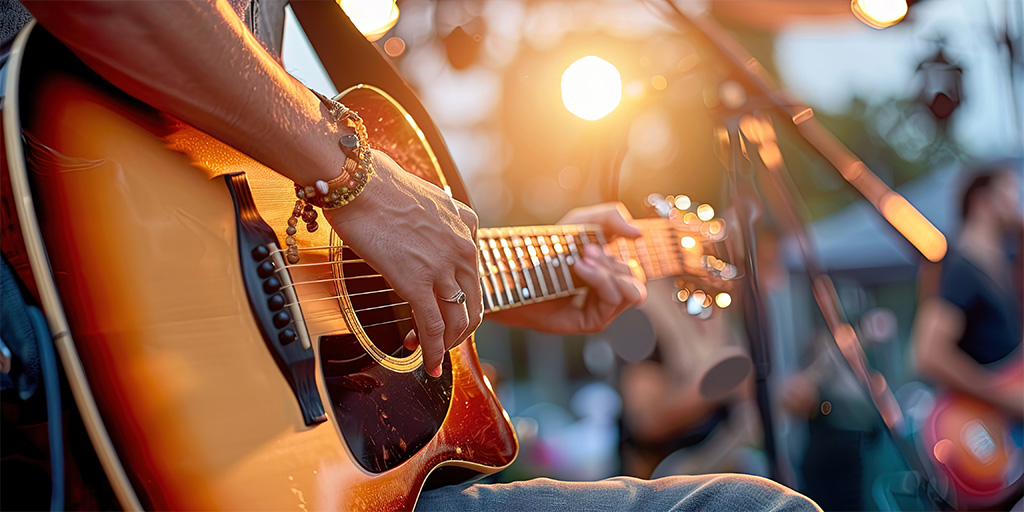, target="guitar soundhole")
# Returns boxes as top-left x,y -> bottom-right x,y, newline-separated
319,246 -> 453,473
337,246 -> 416,358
